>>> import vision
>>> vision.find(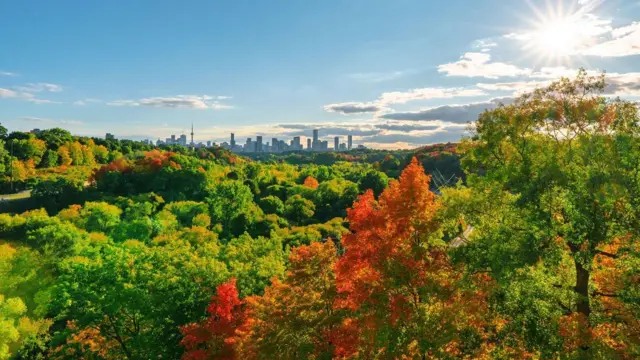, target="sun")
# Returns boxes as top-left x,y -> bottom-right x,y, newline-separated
531,18 -> 582,57
510,1 -> 606,67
